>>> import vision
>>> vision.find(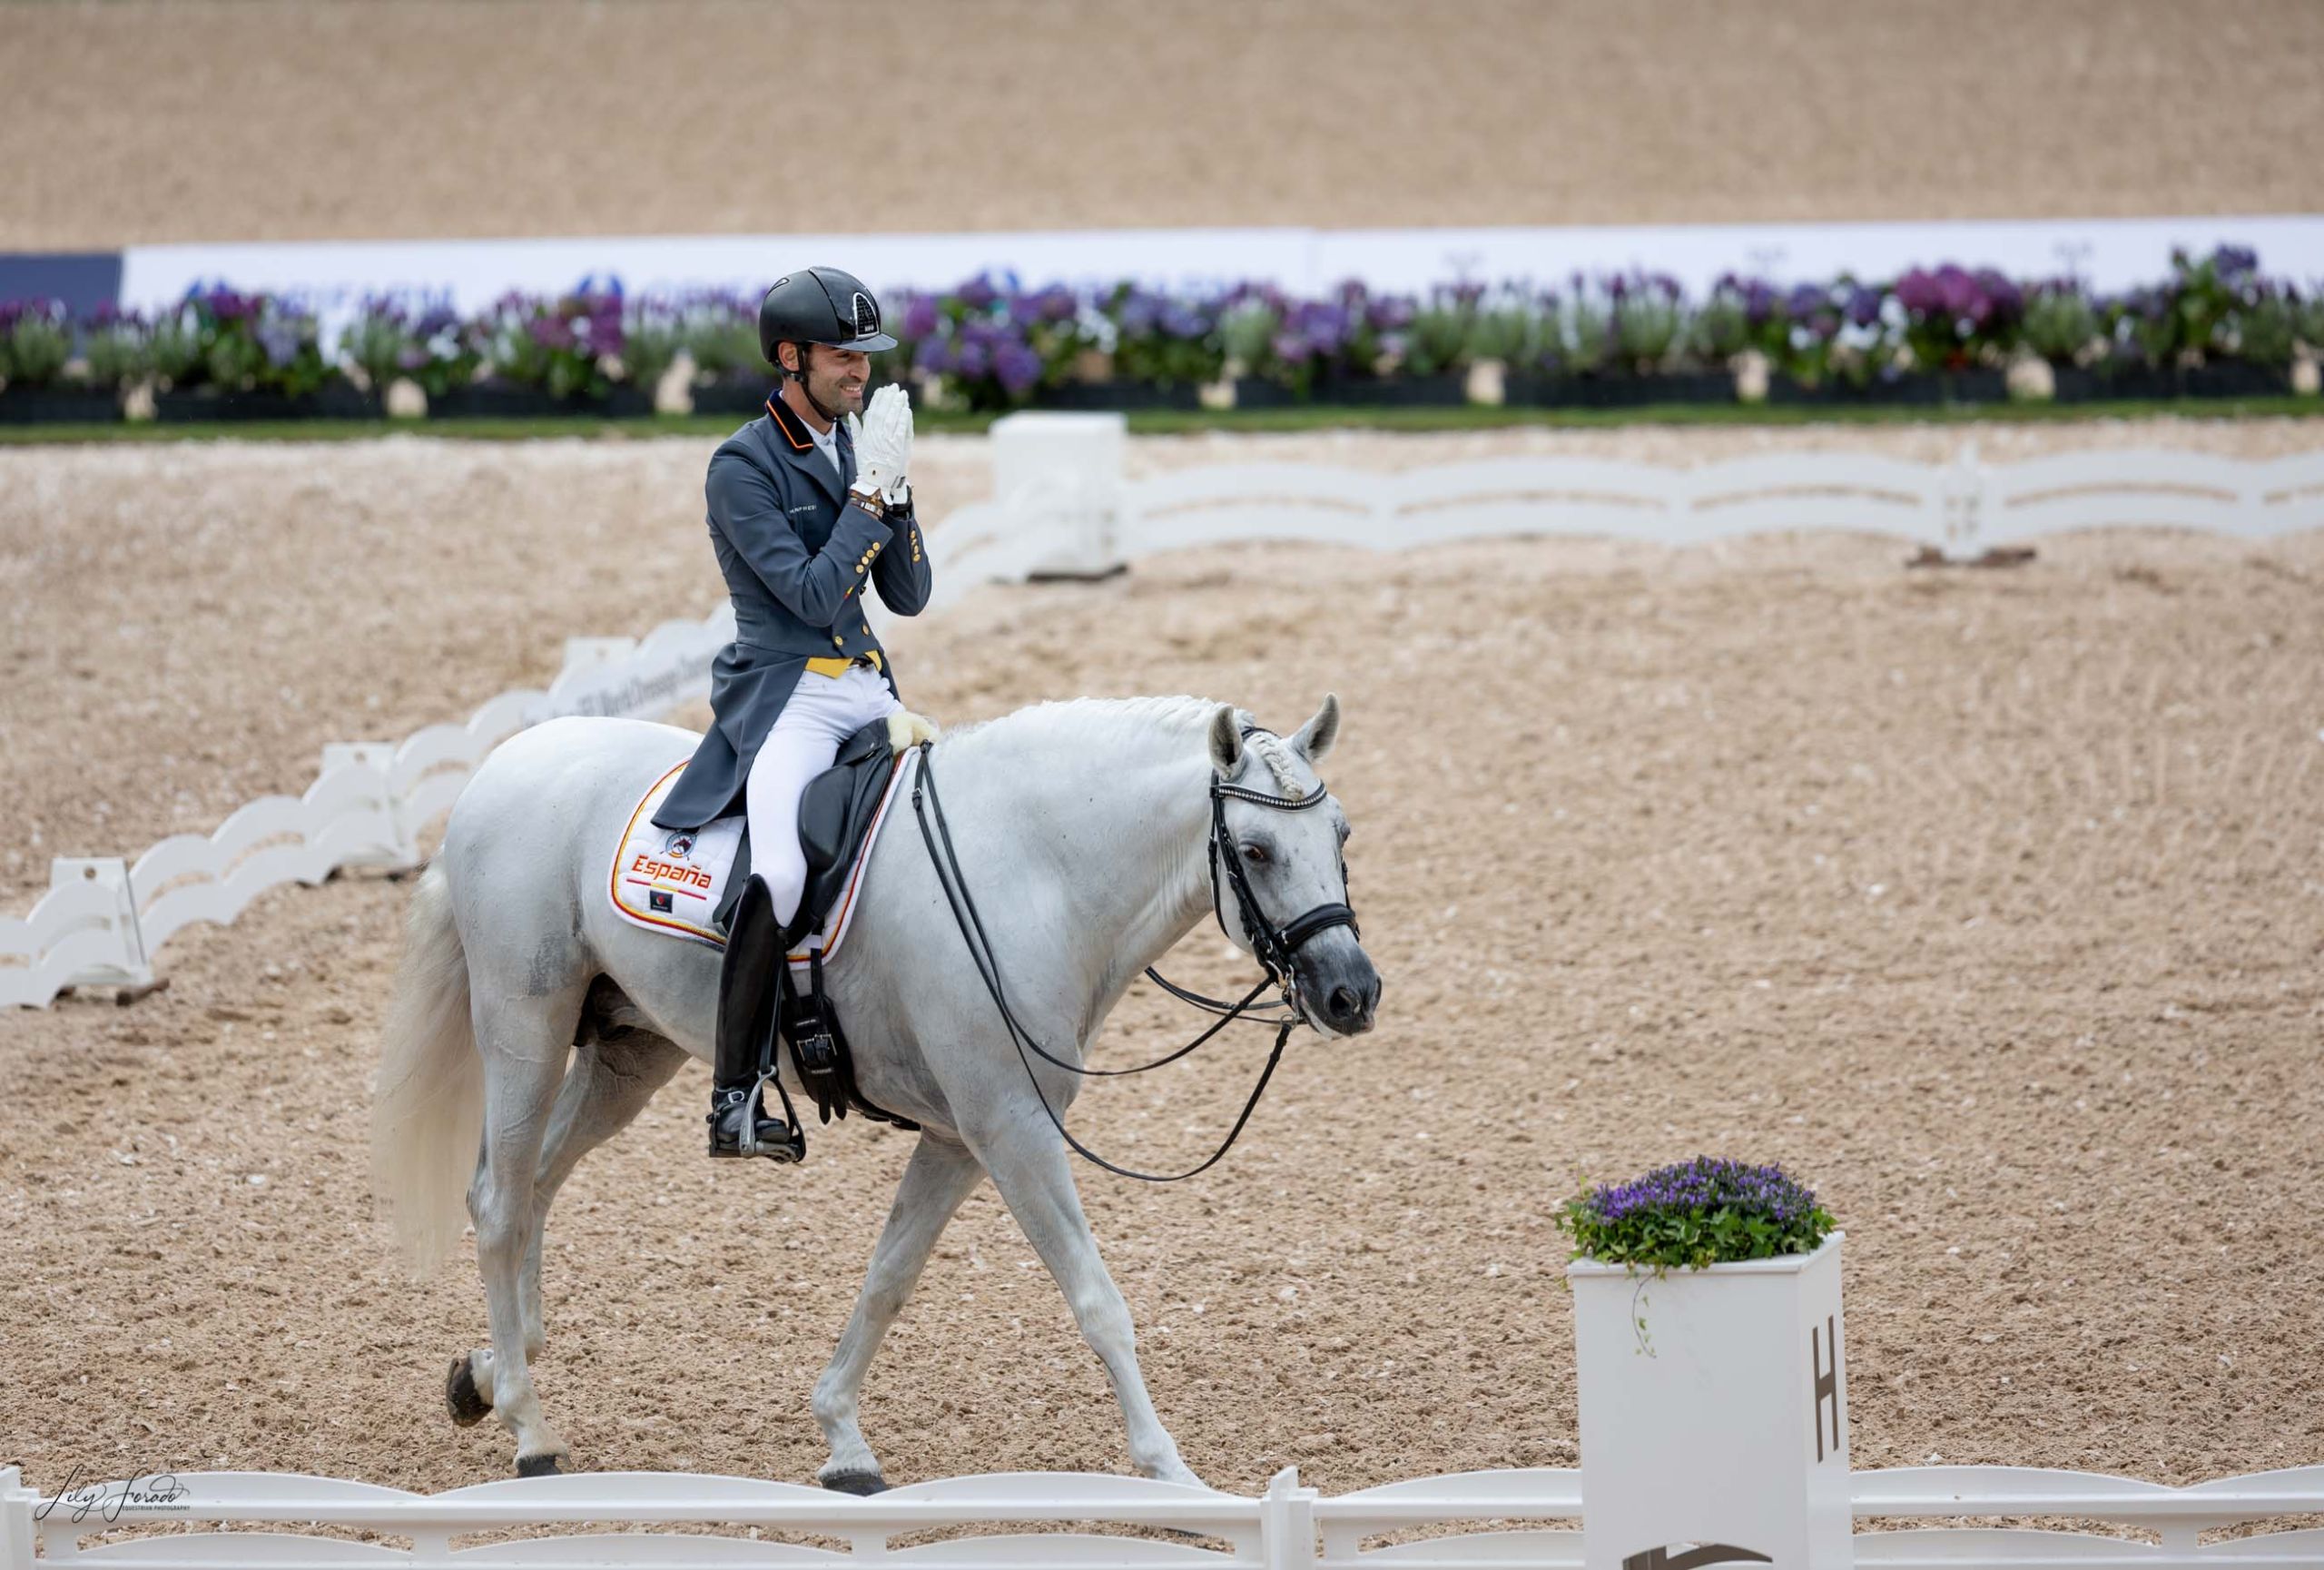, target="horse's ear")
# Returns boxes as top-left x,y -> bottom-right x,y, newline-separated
1207,705 -> 1243,775
1291,692 -> 1340,764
